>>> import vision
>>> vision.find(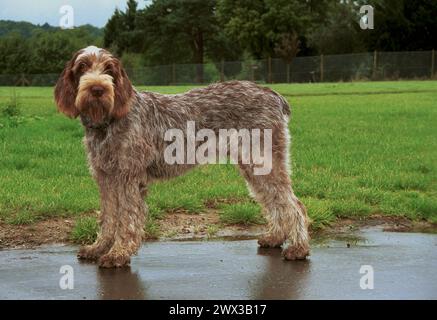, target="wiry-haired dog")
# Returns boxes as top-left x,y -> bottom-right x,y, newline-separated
54,46 -> 310,268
